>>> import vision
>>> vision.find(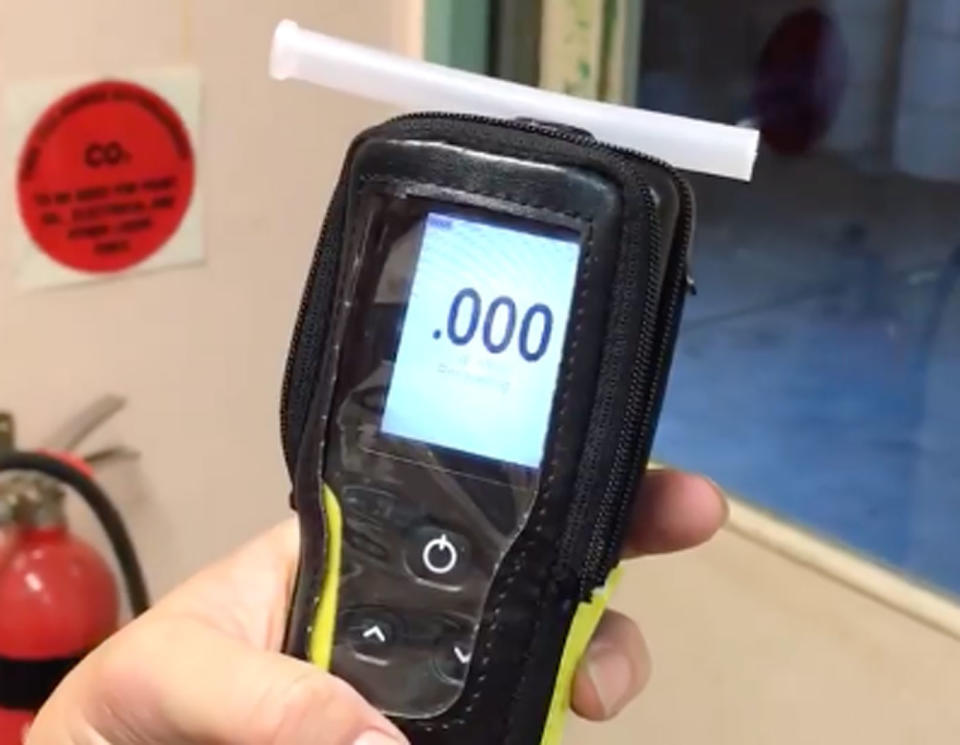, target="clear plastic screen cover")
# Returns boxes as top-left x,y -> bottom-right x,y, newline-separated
322,196 -> 581,718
